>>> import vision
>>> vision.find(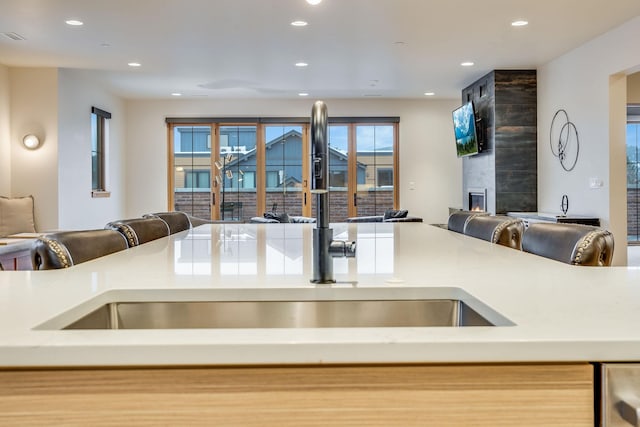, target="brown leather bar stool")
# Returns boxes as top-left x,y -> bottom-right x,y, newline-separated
105,217 -> 170,247
464,215 -> 525,250
522,222 -> 614,266
31,230 -> 129,270
144,211 -> 191,234
447,211 -> 488,234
